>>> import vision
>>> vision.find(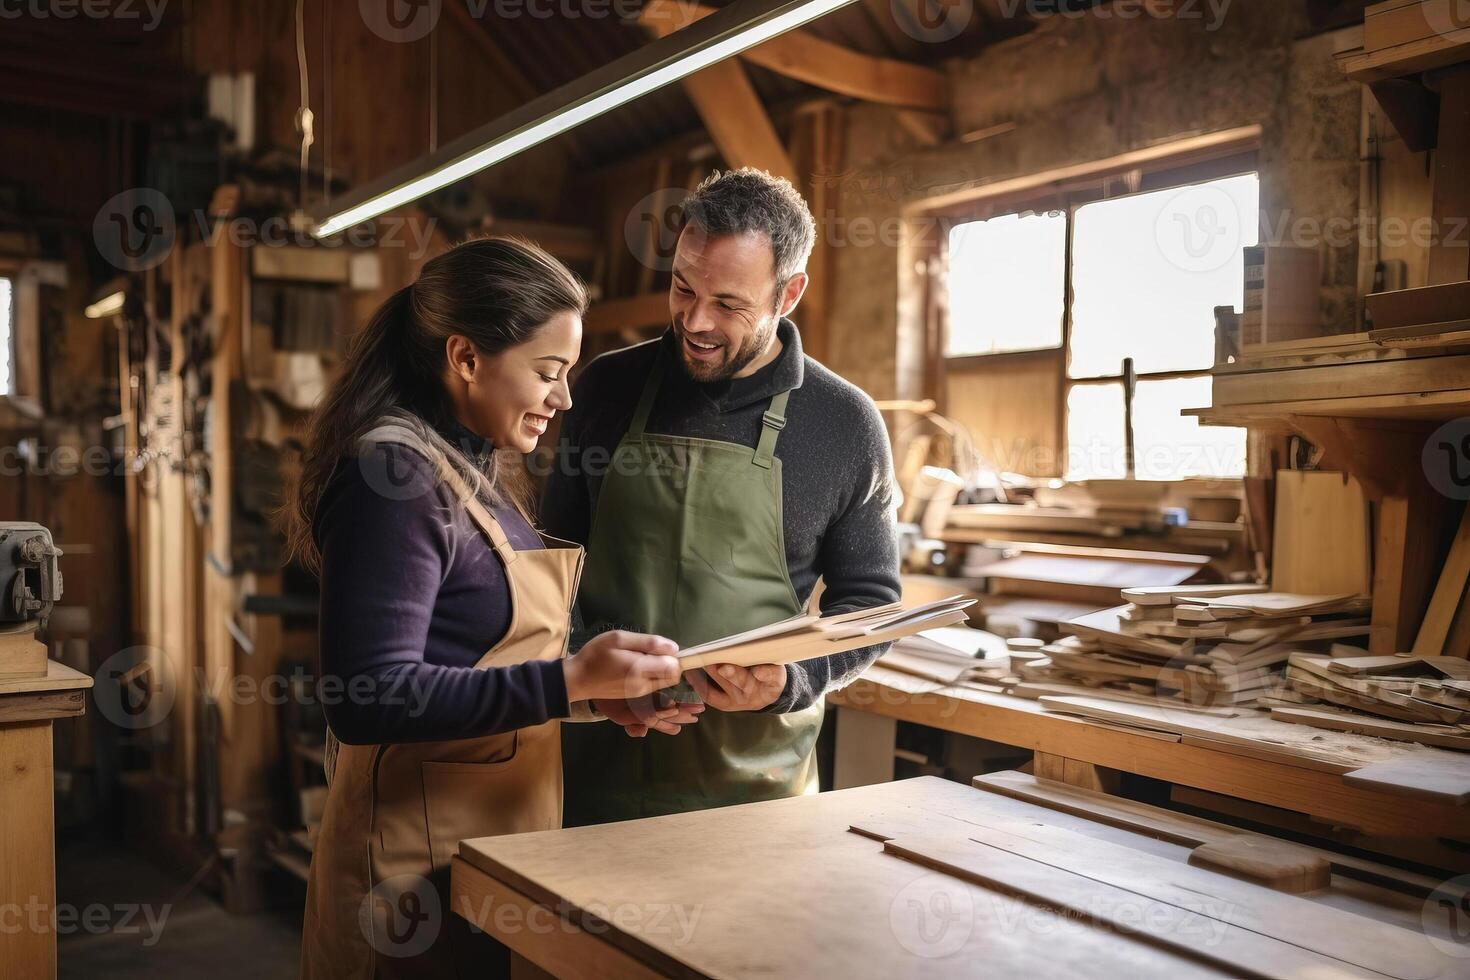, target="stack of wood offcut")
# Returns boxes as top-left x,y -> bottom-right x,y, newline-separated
1010,585 -> 1373,709
1263,502 -> 1470,750
1271,653 -> 1470,751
